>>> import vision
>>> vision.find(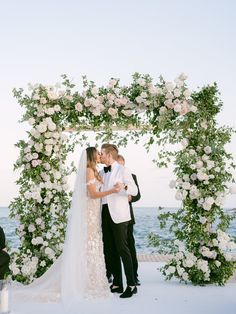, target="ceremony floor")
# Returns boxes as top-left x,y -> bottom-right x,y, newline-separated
12,261 -> 236,314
